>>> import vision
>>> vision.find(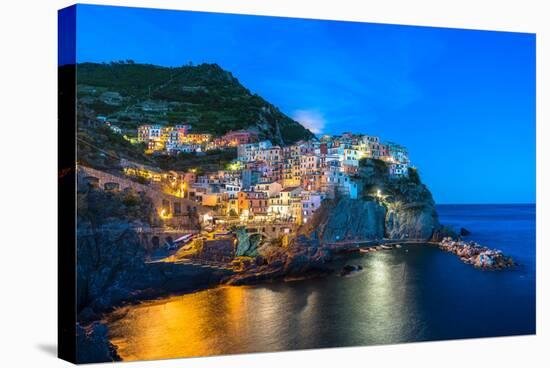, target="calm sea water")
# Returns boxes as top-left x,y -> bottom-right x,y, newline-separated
107,204 -> 536,361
